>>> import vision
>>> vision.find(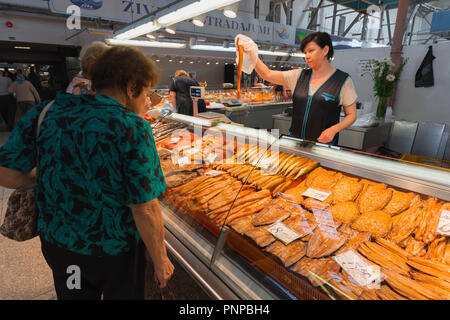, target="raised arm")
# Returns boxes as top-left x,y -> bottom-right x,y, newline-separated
254,59 -> 288,87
